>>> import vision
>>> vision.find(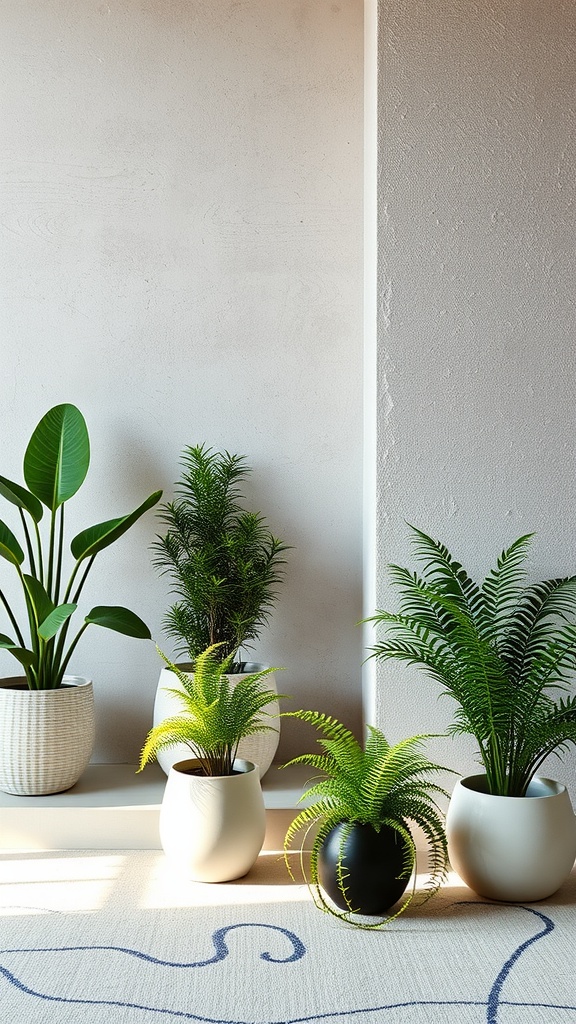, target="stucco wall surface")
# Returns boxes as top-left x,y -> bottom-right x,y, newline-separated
370,1 -> 576,792
0,0 -> 364,762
